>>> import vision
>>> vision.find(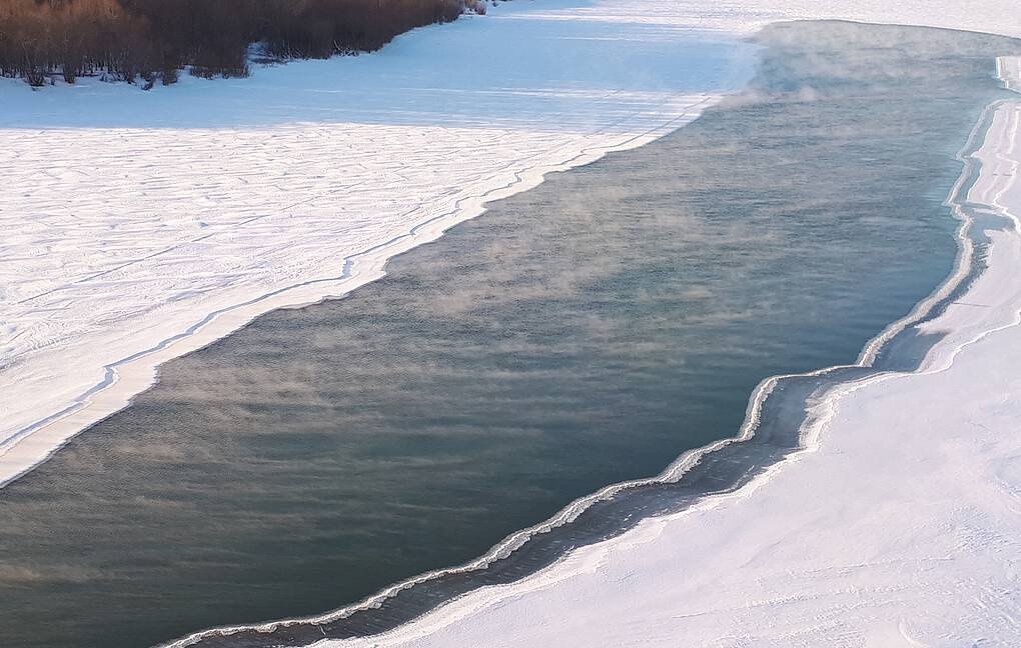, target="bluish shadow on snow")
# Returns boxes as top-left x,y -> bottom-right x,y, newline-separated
0,0 -> 756,131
